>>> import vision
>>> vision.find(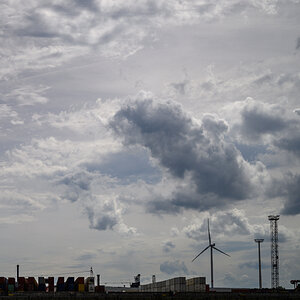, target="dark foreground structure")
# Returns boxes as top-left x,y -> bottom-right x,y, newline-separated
0,292 -> 299,300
